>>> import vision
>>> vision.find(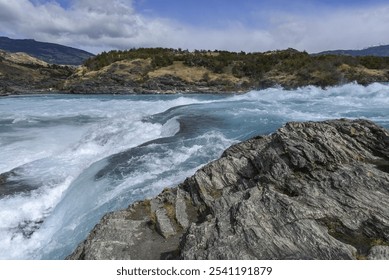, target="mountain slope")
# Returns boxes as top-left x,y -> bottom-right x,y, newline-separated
0,37 -> 94,65
0,49 -> 73,95
315,45 -> 389,57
